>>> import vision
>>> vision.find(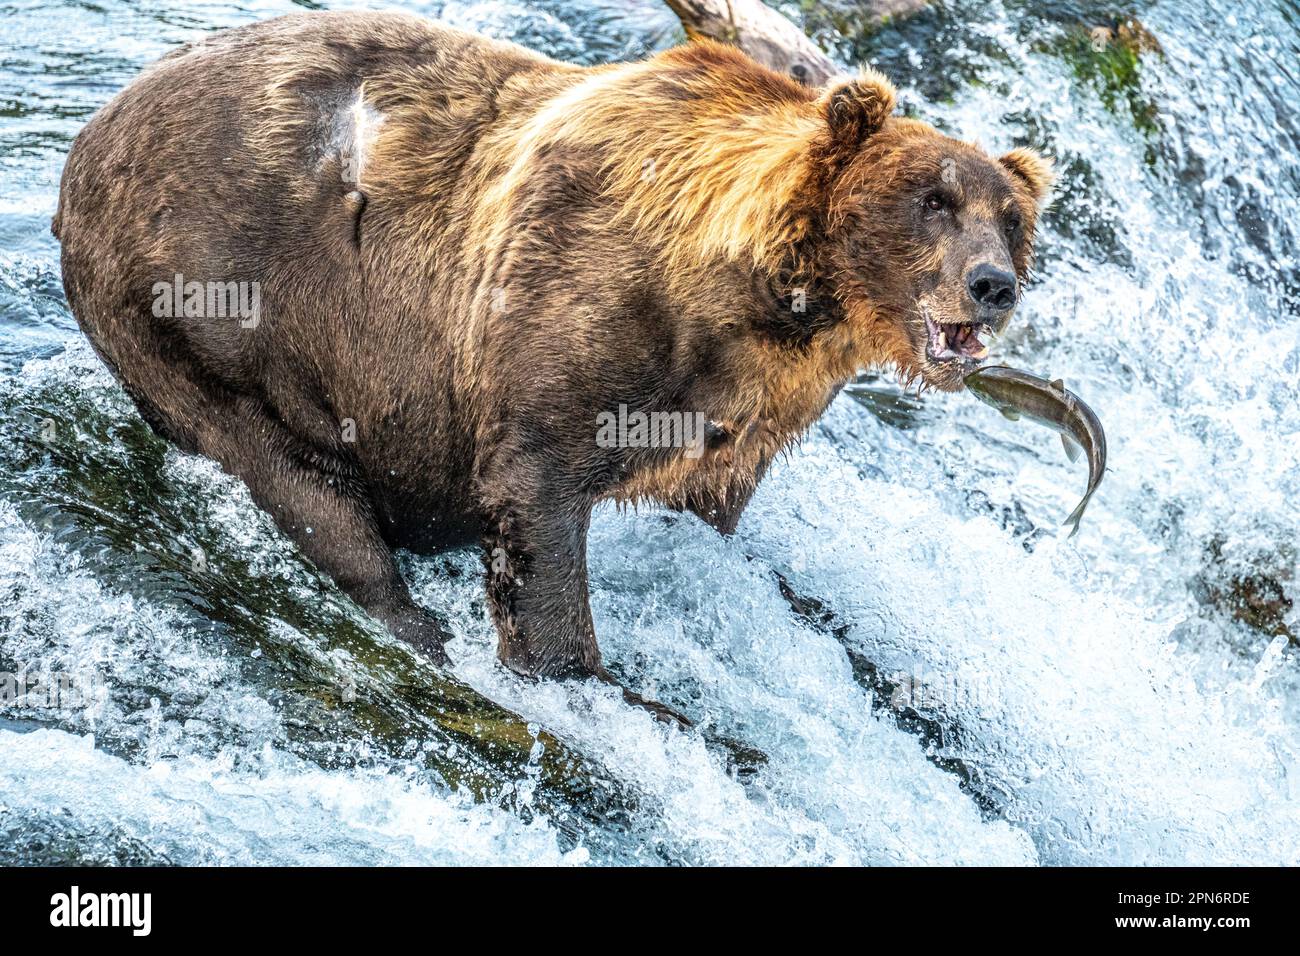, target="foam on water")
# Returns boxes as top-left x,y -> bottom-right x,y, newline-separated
0,495 -> 581,865
743,412 -> 1300,864
0,727 -> 580,865
410,531 -> 1038,865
